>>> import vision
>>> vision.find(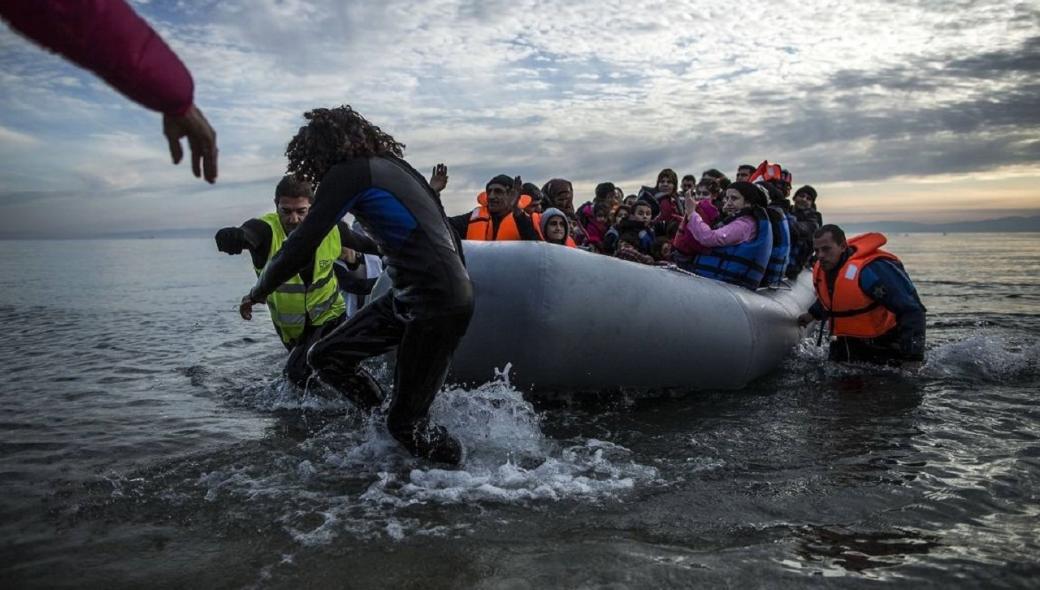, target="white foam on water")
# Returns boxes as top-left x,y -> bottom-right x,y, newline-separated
197,379 -> 658,545
924,334 -> 1040,383
348,381 -> 658,510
